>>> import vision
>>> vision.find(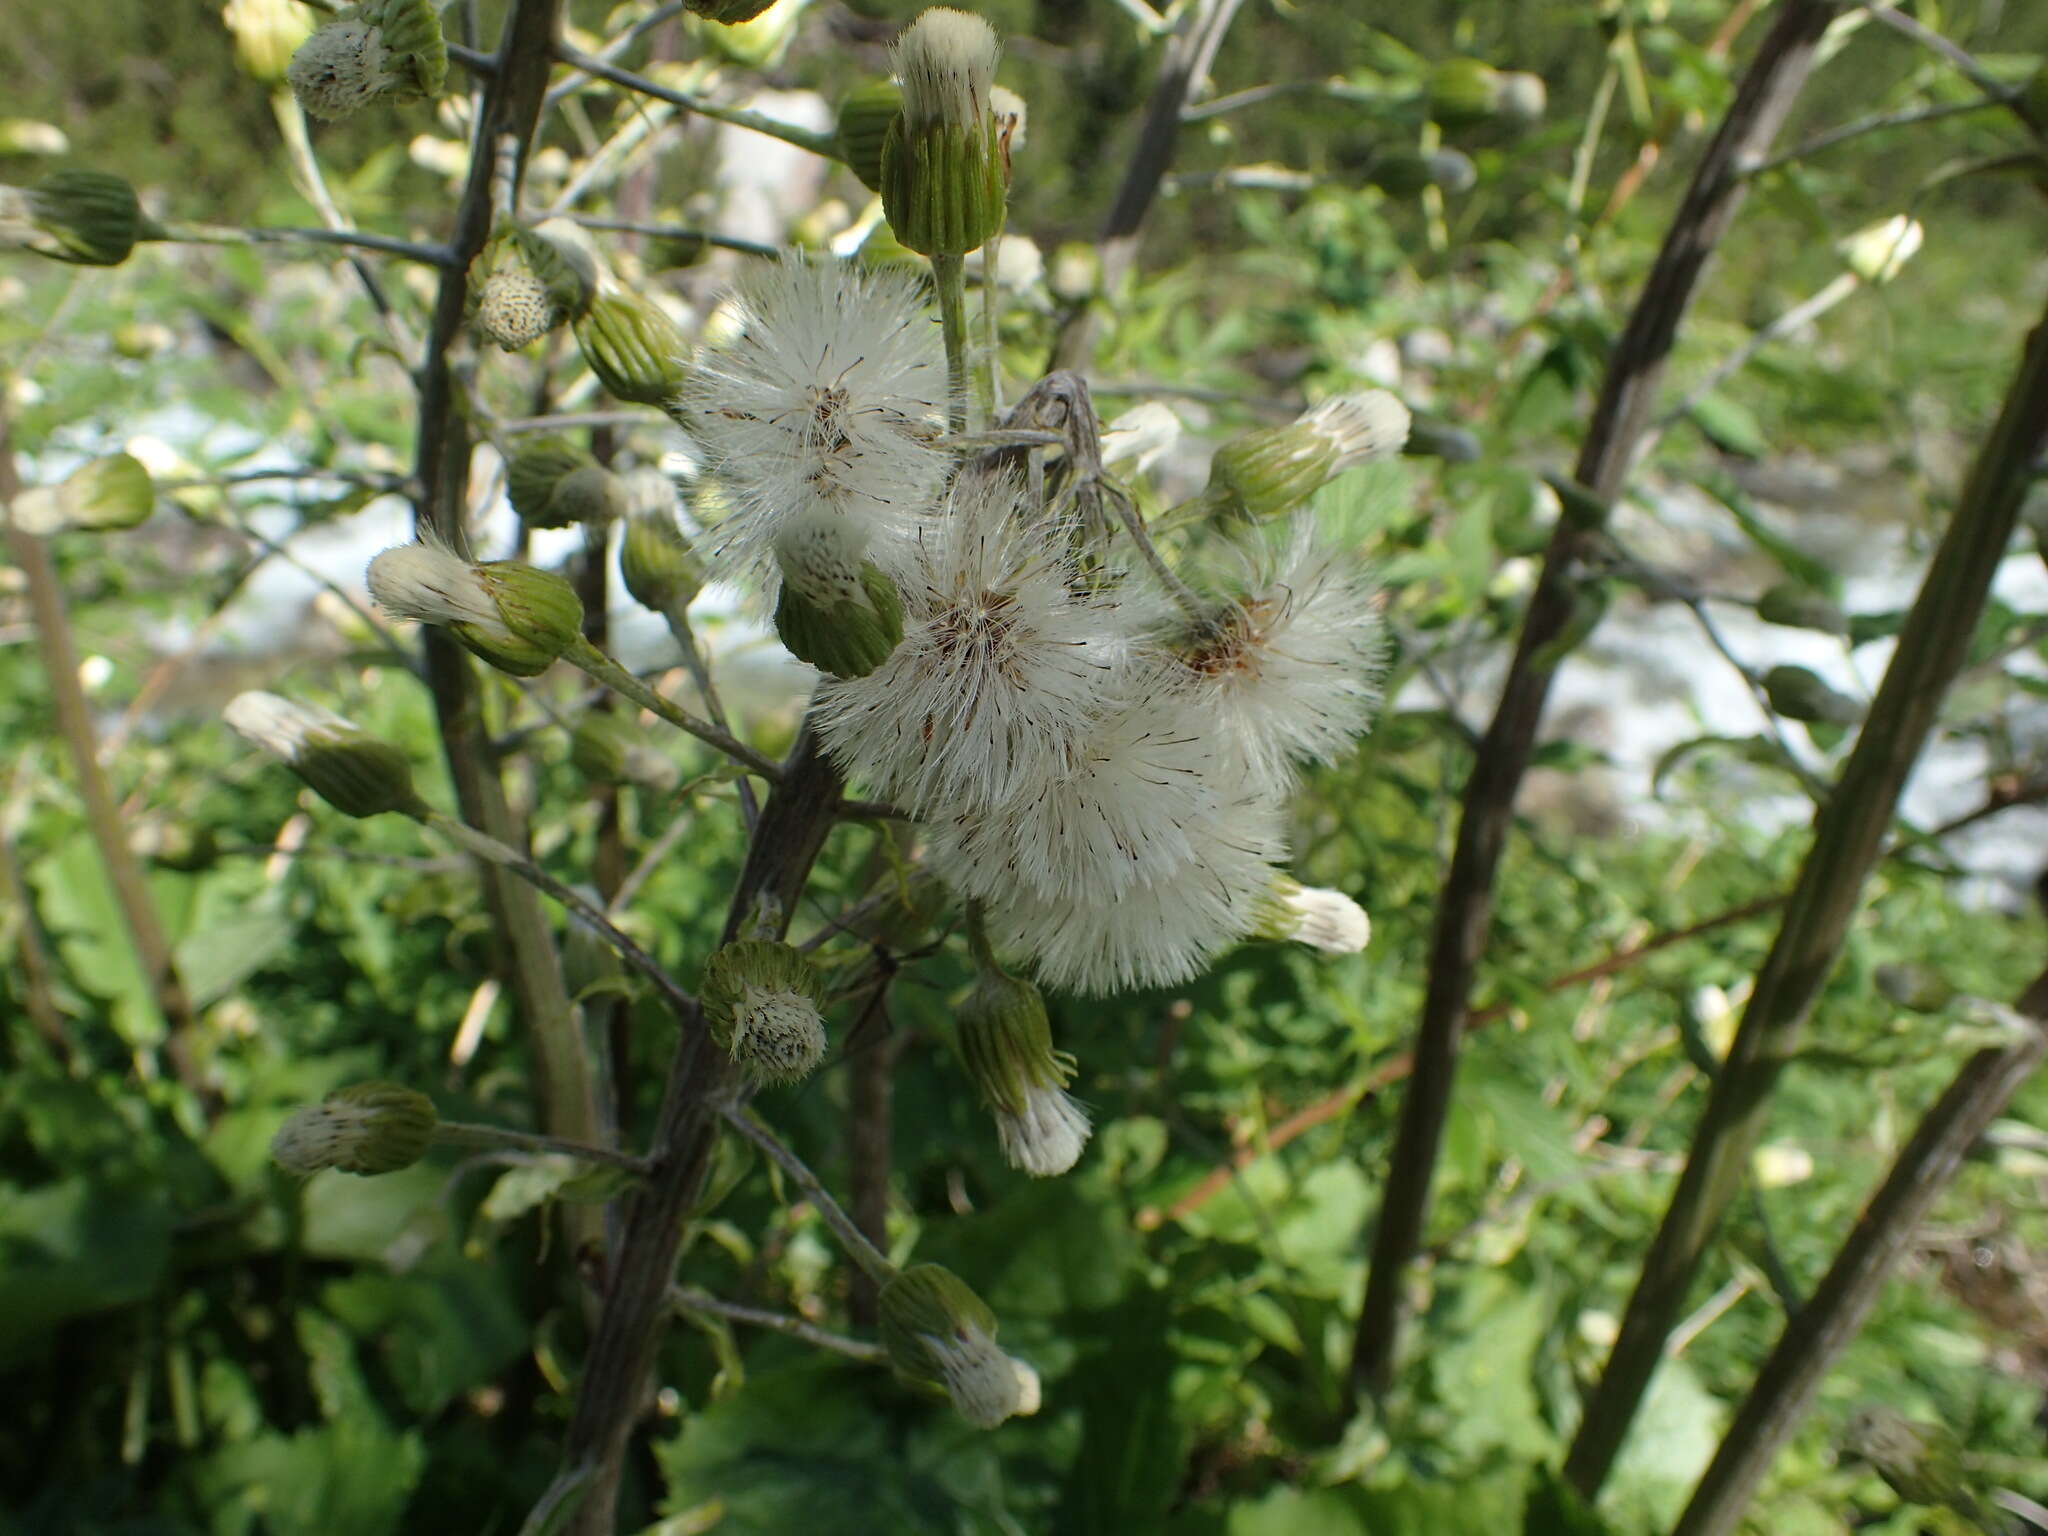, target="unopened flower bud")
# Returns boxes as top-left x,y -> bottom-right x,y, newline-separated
225,691 -> 424,818
469,221 -> 596,350
957,965 -> 1089,1177
881,8 -> 1007,254
837,80 -> 904,193
1207,390 -> 1410,519
619,500 -> 705,614
701,939 -> 831,1084
506,436 -> 594,526
1367,148 -> 1476,198
688,0 -> 777,18
8,451 -> 154,534
878,1265 -> 1040,1428
1258,877 -> 1371,955
1763,664 -> 1862,727
573,286 -> 690,406
1843,1405 -> 1970,1511
286,0 -> 447,121
693,0 -> 805,67
0,169 -> 143,266
1837,215 -> 1924,286
1755,581 -> 1849,637
272,1081 -> 437,1175
775,563 -> 904,679
570,710 -> 679,792
367,543 -> 584,676
1428,59 -> 1545,129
